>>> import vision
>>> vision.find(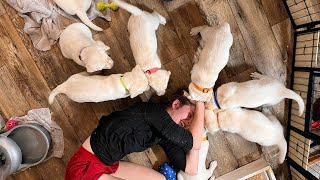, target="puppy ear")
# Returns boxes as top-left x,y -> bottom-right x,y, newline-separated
95,41 -> 110,51
183,90 -> 192,100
